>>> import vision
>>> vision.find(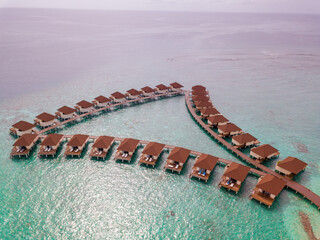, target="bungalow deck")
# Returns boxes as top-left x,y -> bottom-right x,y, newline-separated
115,151 -> 134,162
250,189 -> 274,207
10,148 -> 32,158
190,169 -> 210,182
65,149 -> 83,157
90,149 -> 108,159
139,156 -> 158,167
219,176 -> 241,194
38,146 -> 58,157
164,162 -> 183,173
